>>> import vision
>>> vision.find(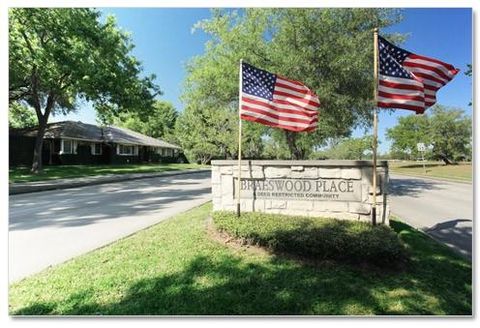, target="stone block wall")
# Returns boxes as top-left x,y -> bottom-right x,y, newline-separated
211,160 -> 389,224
